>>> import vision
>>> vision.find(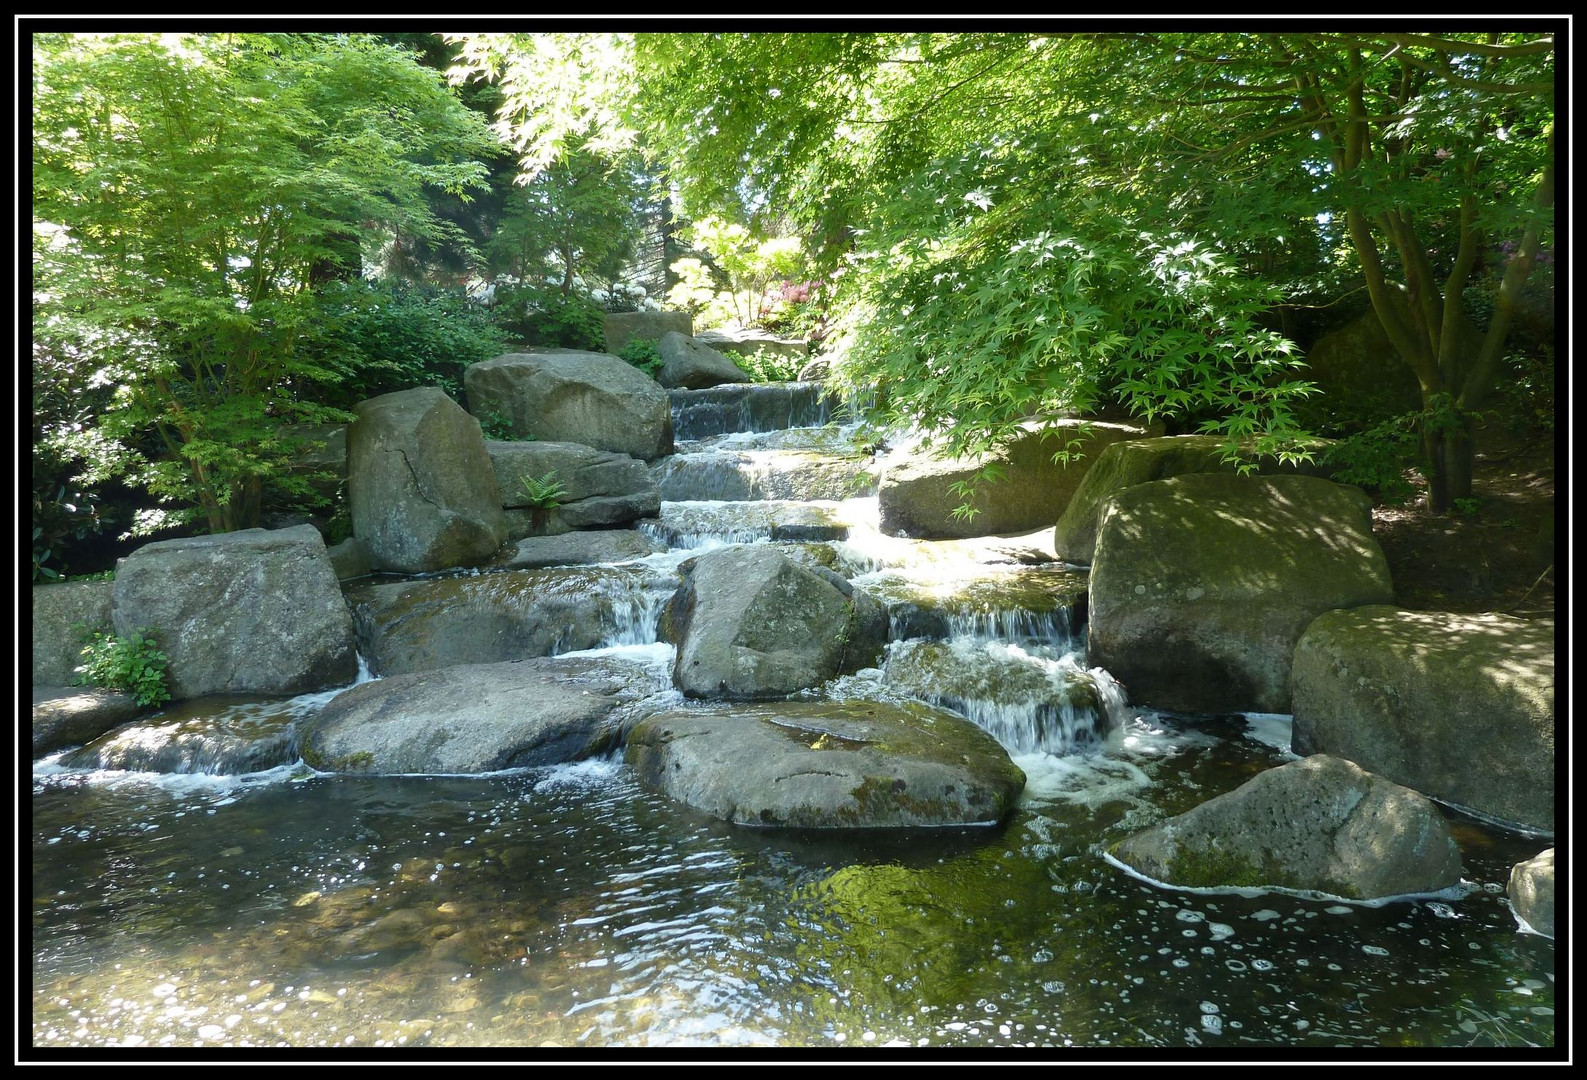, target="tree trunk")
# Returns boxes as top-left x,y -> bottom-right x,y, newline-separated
1421,410 -> 1475,513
